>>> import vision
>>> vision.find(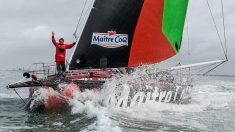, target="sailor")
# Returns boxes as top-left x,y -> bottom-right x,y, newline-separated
52,32 -> 76,74
29,73 -> 38,98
